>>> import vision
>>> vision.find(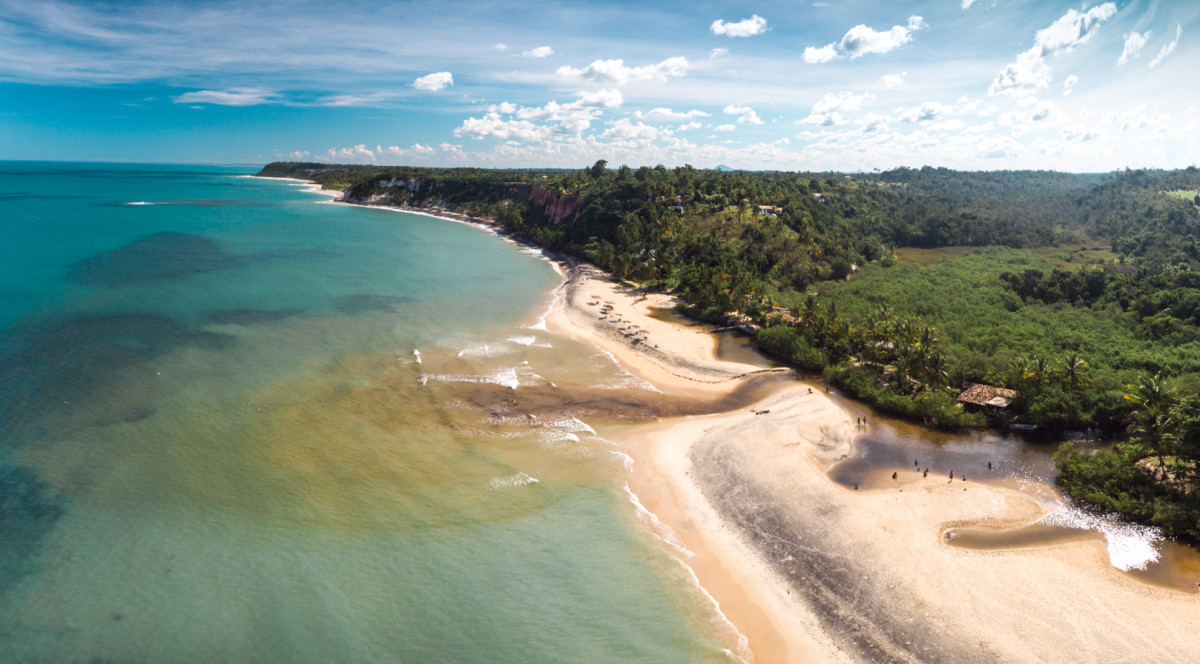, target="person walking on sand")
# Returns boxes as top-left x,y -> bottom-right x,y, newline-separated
854,484 -> 858,490
923,469 -> 928,478
892,472 -> 898,480
988,461 -> 992,470
949,470 -> 954,481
